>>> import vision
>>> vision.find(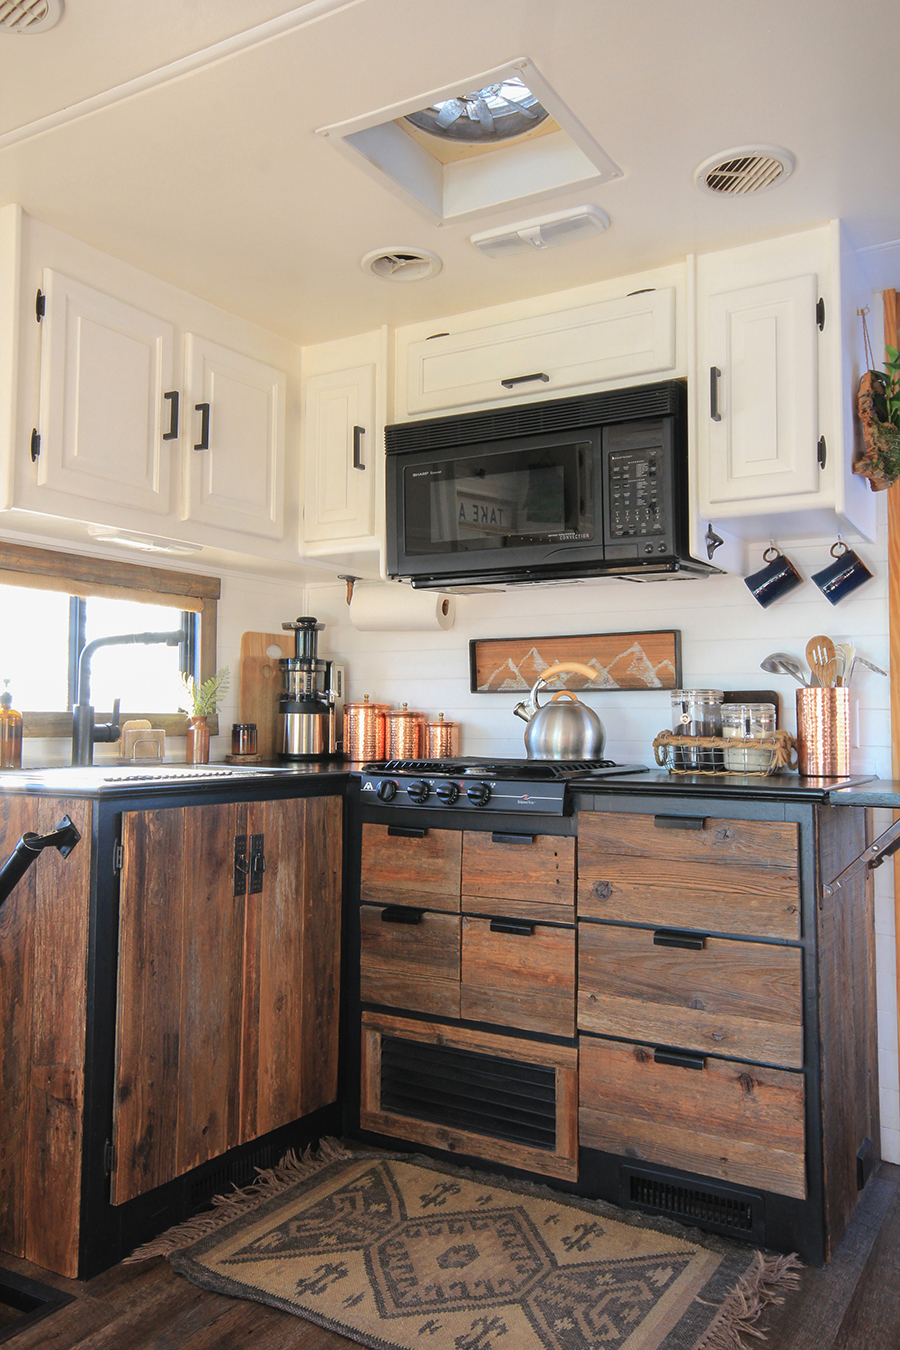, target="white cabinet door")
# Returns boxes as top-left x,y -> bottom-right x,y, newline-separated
705,274 -> 819,507
303,364 -> 375,543
405,288 -> 676,414
182,334 -> 285,539
37,269 -> 174,513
